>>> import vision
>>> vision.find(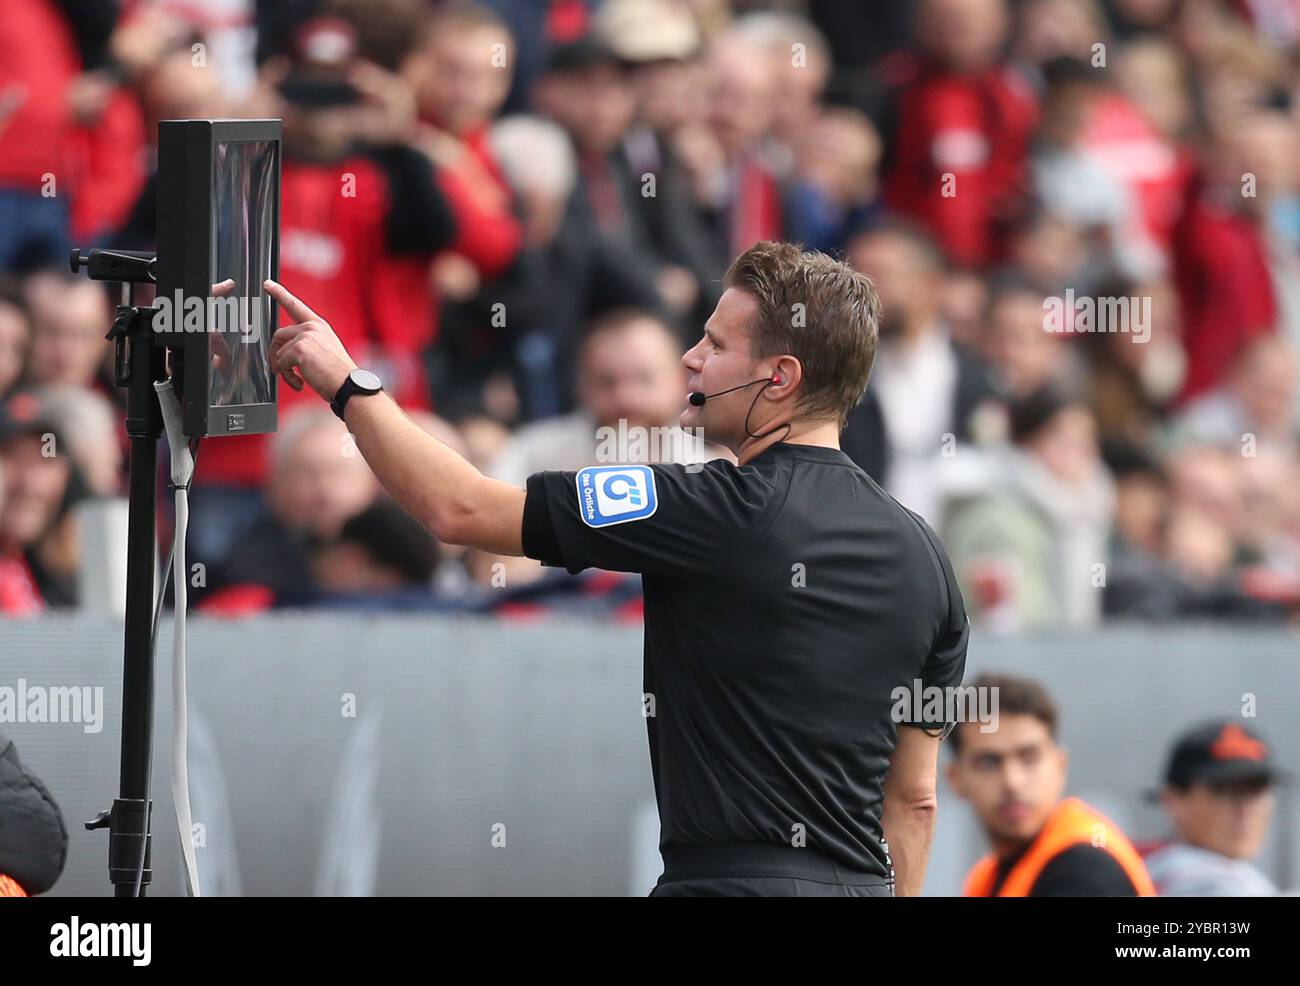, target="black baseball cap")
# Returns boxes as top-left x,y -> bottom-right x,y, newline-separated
278,16 -> 361,108
1161,720 -> 1286,790
543,35 -> 621,75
